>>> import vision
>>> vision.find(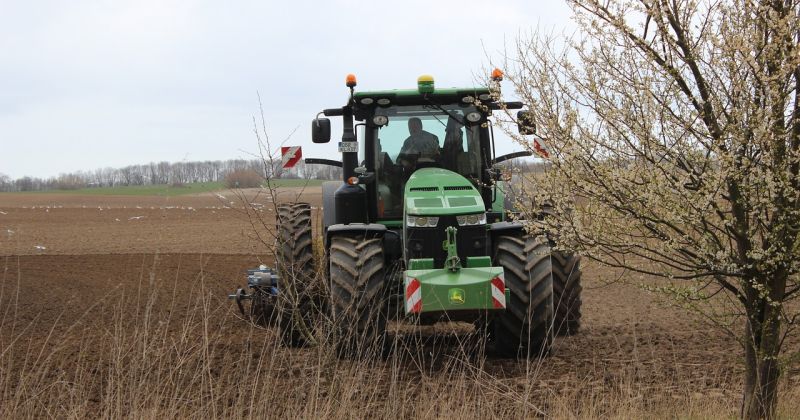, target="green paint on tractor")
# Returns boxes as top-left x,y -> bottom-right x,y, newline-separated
405,262 -> 507,313
404,168 -> 484,216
